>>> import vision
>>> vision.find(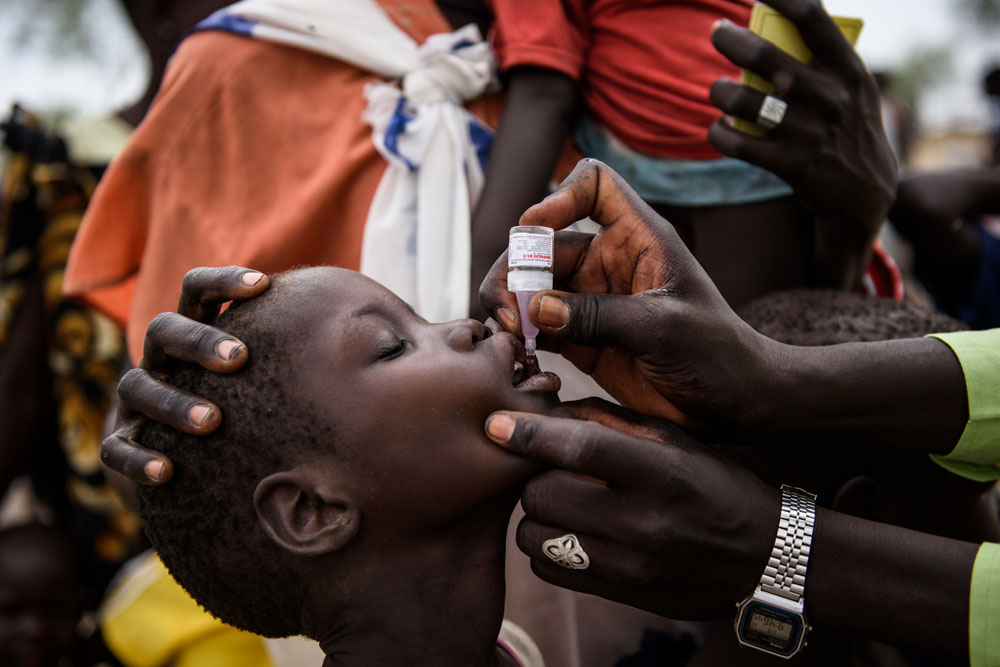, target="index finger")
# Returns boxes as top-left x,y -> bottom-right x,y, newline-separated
178,266 -> 270,322
484,411 -> 673,485
519,158 -> 657,236
478,231 -> 595,335
762,0 -> 860,71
